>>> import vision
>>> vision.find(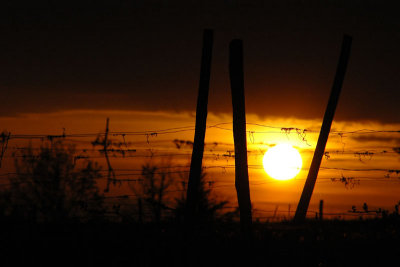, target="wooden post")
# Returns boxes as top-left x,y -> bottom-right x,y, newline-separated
185,29 -> 213,224
294,35 -> 352,222
0,132 -> 10,168
138,198 -> 143,224
229,39 -> 253,236
319,200 -> 324,221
